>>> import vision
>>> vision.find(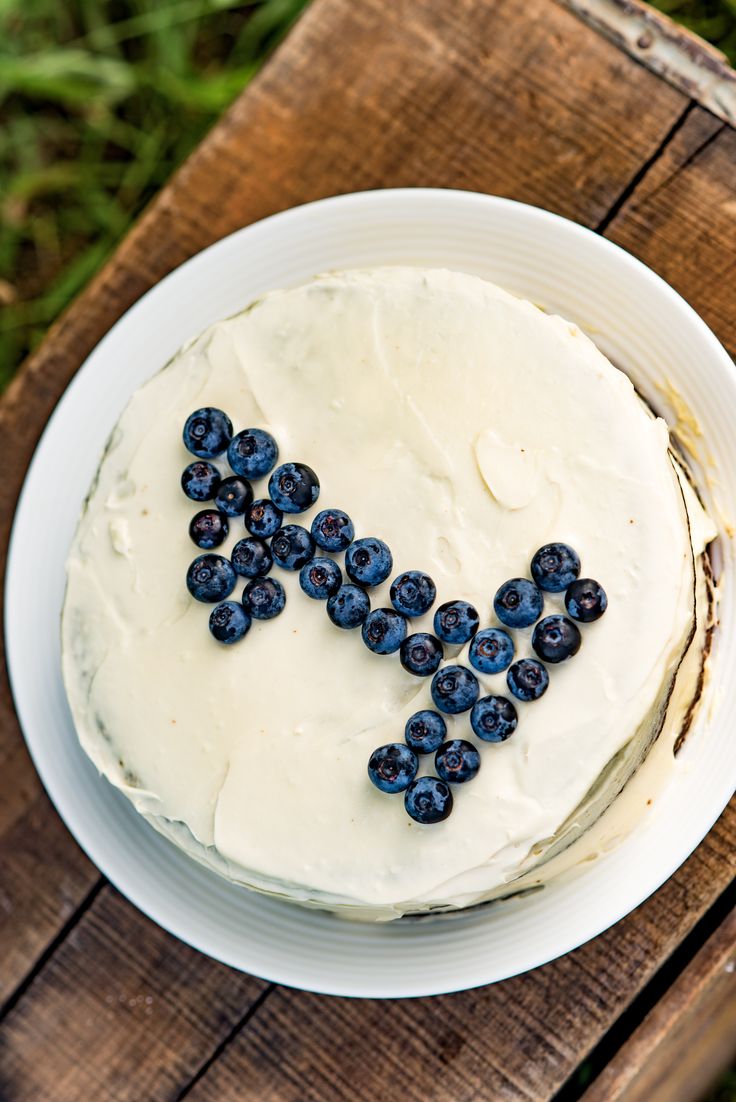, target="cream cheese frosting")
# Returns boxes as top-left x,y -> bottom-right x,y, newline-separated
61,267 -> 716,920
